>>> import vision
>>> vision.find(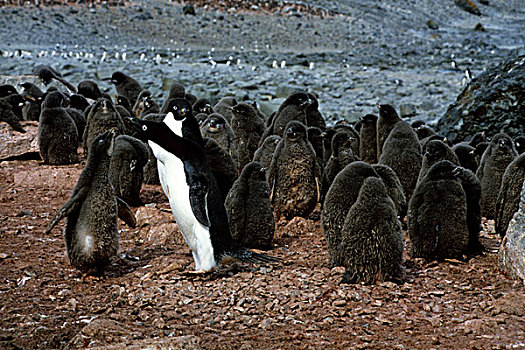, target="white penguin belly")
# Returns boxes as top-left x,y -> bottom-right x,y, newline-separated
150,141 -> 216,271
